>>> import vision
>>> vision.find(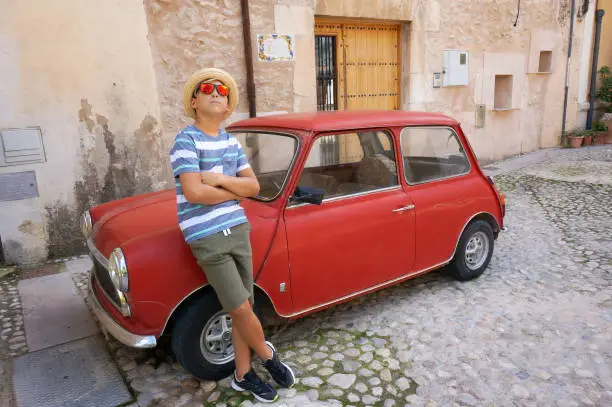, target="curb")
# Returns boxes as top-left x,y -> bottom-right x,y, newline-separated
482,145 -> 610,176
